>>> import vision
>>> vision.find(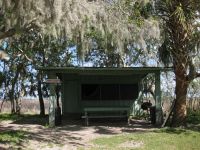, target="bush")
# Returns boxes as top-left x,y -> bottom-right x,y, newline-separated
186,110 -> 200,125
